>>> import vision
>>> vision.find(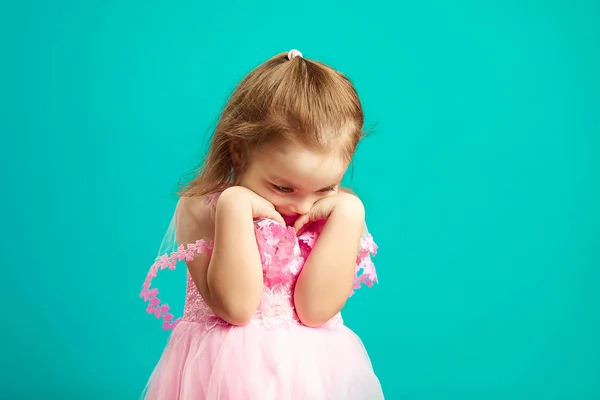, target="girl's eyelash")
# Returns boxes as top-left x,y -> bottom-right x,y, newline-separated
272,184 -> 337,193
273,185 -> 293,193
317,186 -> 338,193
